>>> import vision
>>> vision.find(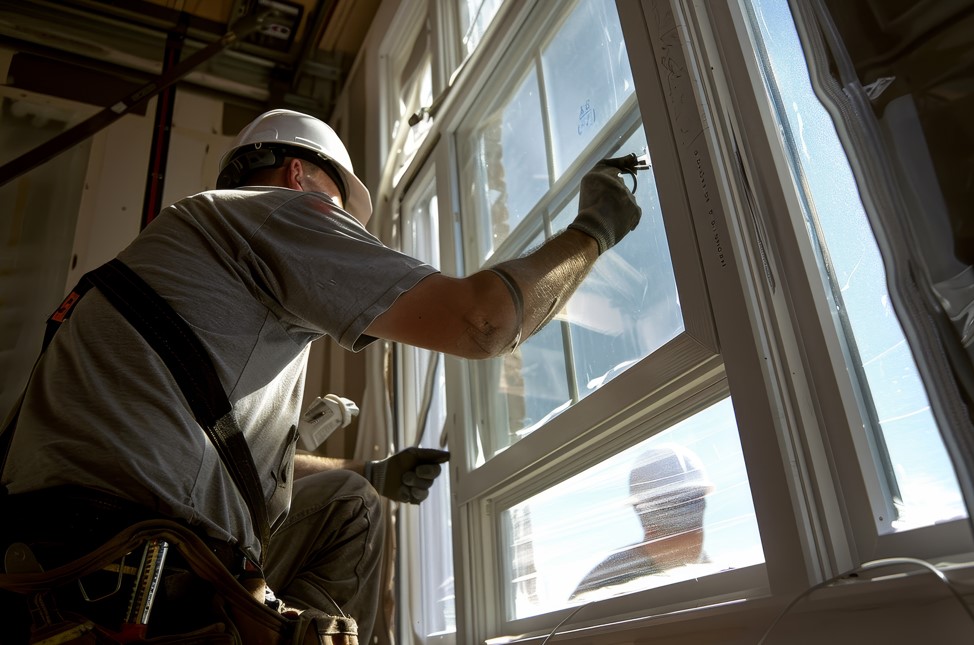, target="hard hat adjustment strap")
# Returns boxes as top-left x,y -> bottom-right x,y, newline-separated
217,144 -> 348,207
